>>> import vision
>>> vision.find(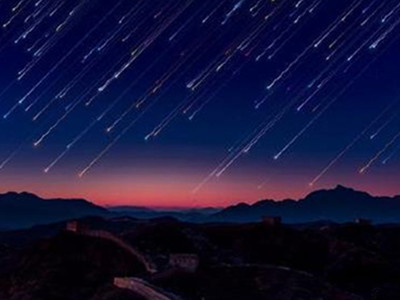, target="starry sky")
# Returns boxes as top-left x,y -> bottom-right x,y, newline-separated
0,0 -> 399,207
